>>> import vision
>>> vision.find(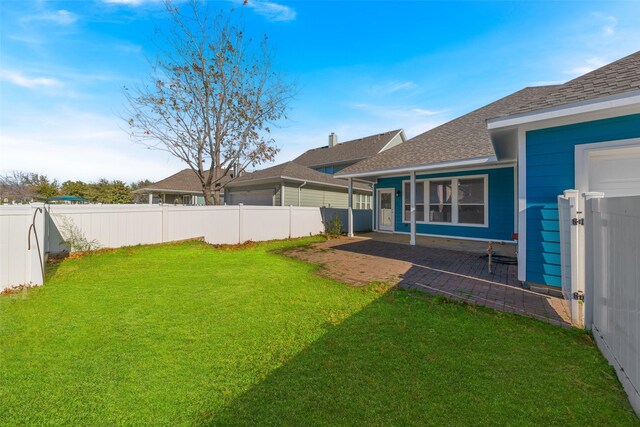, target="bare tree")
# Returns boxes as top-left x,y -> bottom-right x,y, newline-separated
124,0 -> 294,205
0,171 -> 58,203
